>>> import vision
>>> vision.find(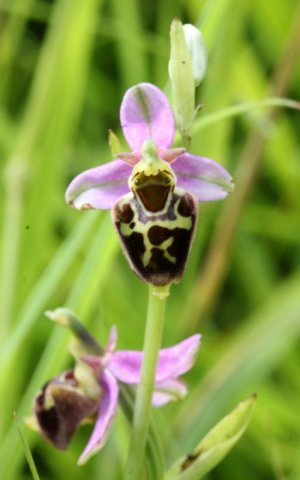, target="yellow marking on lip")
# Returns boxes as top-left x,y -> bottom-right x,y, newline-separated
118,194 -> 192,271
160,238 -> 176,264
141,236 -> 176,268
